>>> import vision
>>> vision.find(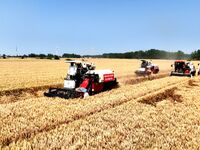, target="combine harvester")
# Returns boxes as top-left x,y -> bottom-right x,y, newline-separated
44,60 -> 117,99
135,60 -> 159,76
170,60 -> 196,77
198,64 -> 200,75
